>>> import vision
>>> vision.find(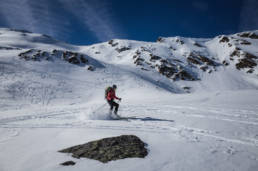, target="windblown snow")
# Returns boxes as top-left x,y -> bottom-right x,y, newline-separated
0,28 -> 258,171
